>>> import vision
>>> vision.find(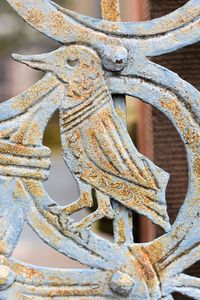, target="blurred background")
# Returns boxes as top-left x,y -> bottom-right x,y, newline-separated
0,1 -> 199,298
